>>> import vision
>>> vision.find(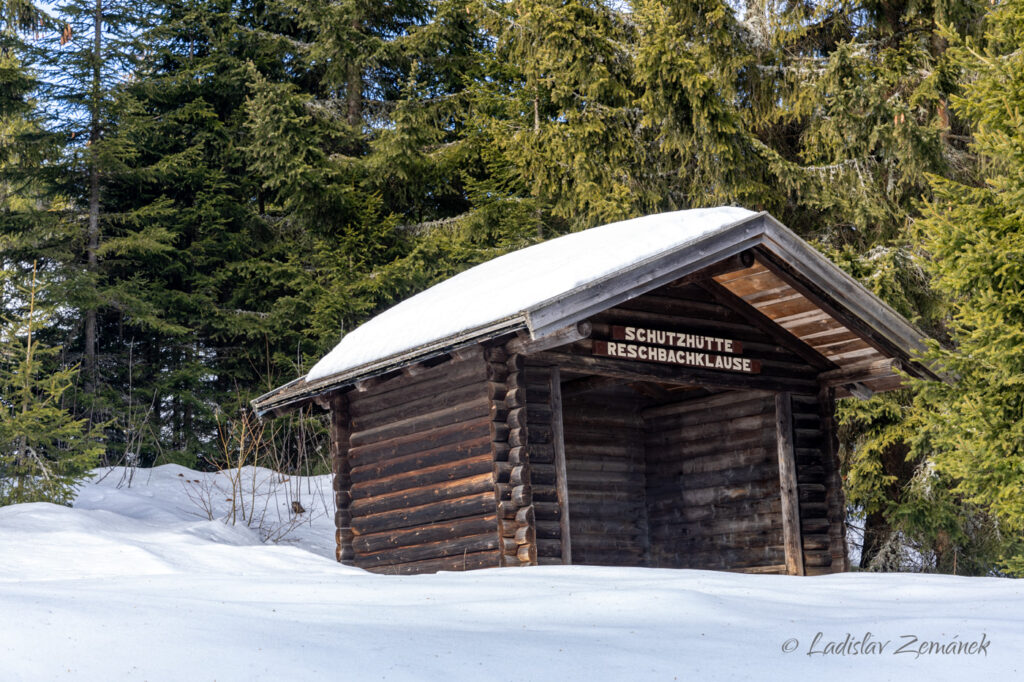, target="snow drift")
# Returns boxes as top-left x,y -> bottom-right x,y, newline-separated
0,465 -> 1021,681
